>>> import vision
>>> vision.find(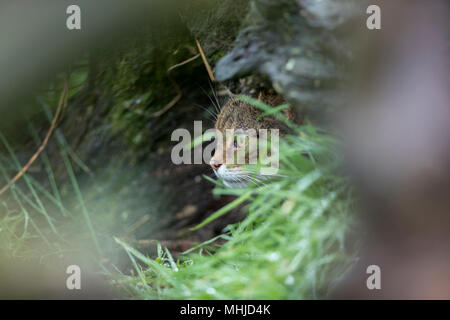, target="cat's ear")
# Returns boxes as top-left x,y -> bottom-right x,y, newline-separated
217,83 -> 234,98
